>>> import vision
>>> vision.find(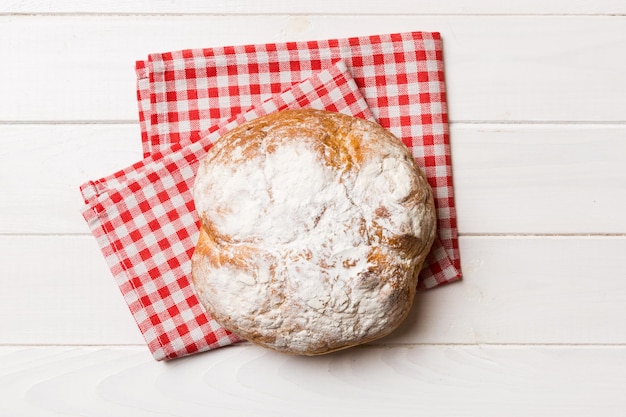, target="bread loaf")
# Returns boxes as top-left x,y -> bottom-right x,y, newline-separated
192,109 -> 436,355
